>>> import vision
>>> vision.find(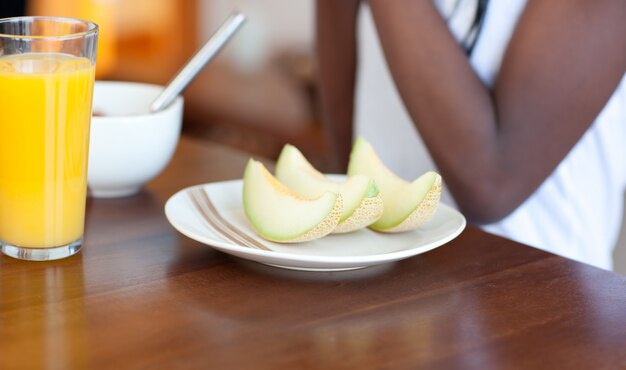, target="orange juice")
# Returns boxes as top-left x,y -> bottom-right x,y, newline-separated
0,53 -> 95,248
